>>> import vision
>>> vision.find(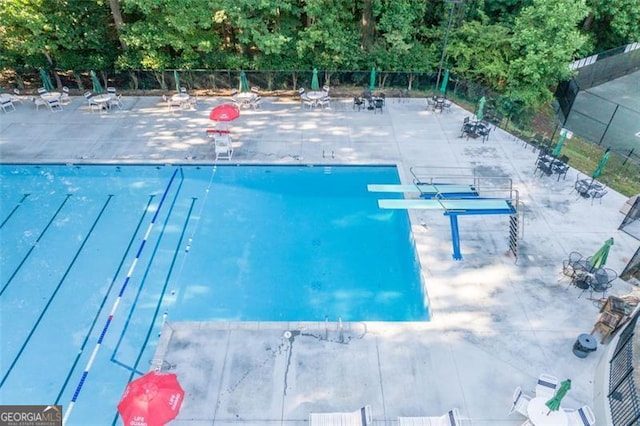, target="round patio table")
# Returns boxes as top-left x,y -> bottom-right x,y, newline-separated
527,397 -> 568,426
